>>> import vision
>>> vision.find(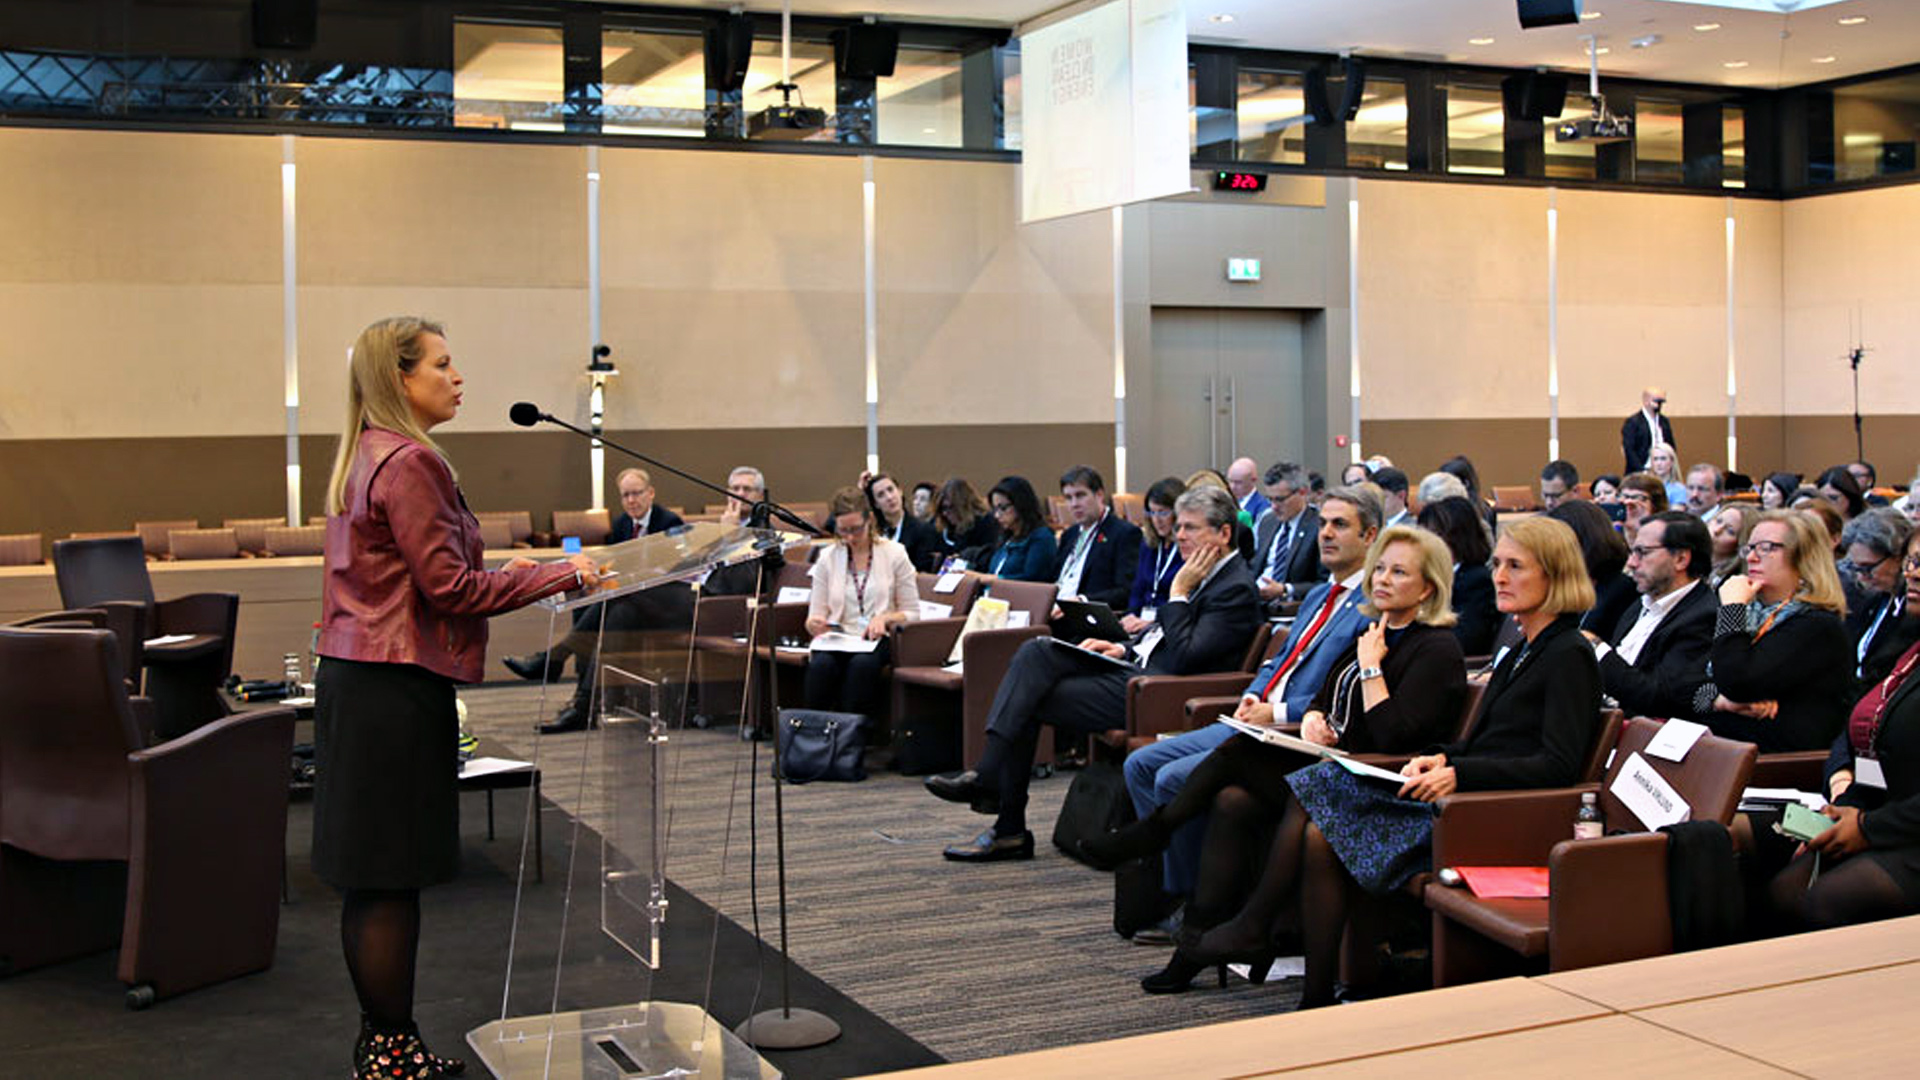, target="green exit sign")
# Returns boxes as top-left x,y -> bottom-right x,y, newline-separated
1226,257 -> 1261,282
